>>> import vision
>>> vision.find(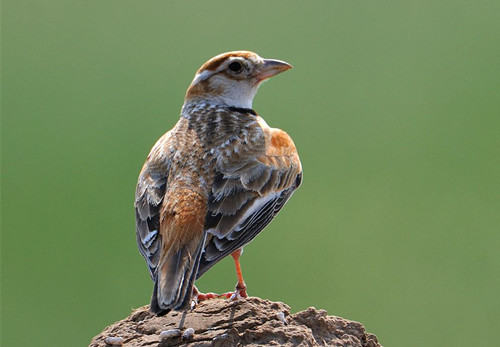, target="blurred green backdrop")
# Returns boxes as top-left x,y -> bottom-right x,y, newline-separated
2,1 -> 500,346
